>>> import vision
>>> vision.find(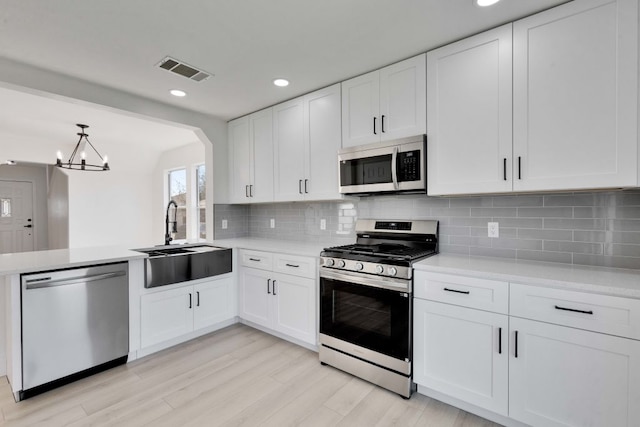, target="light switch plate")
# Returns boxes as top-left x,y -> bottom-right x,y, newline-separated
221,219 -> 228,229
320,219 -> 326,230
488,222 -> 499,238
270,218 -> 275,228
